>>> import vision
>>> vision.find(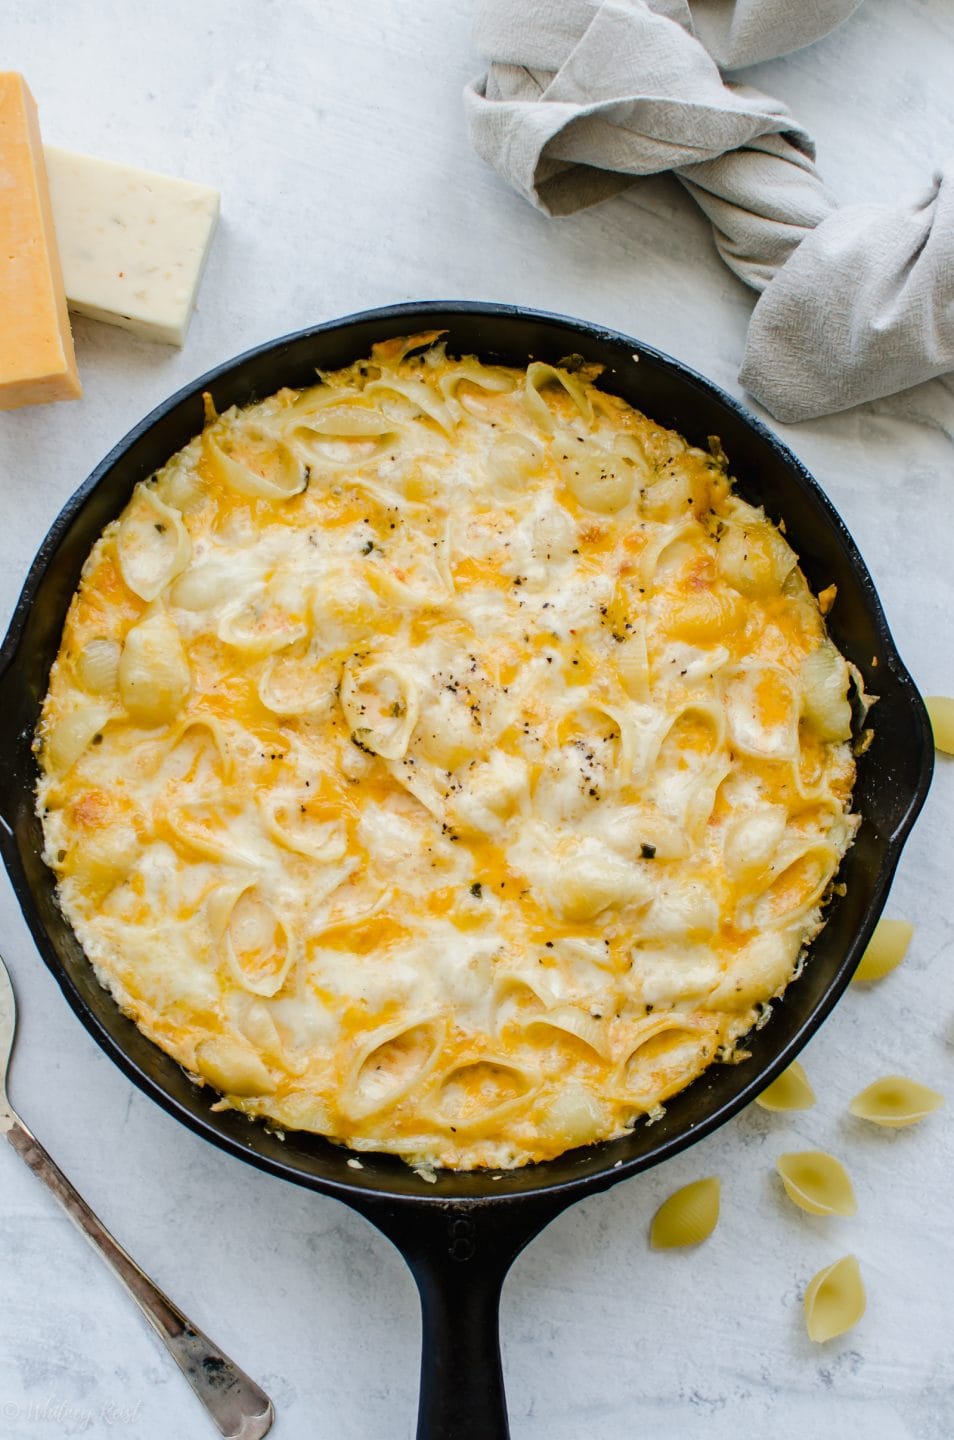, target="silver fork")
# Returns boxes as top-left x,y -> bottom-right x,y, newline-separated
0,953 -> 274,1440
